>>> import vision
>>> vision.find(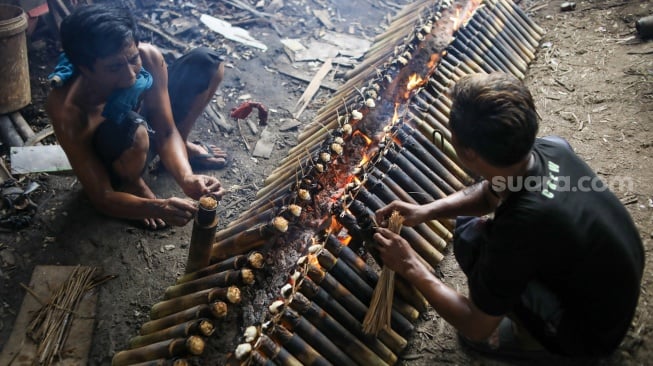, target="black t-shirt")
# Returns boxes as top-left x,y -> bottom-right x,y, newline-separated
468,136 -> 644,353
